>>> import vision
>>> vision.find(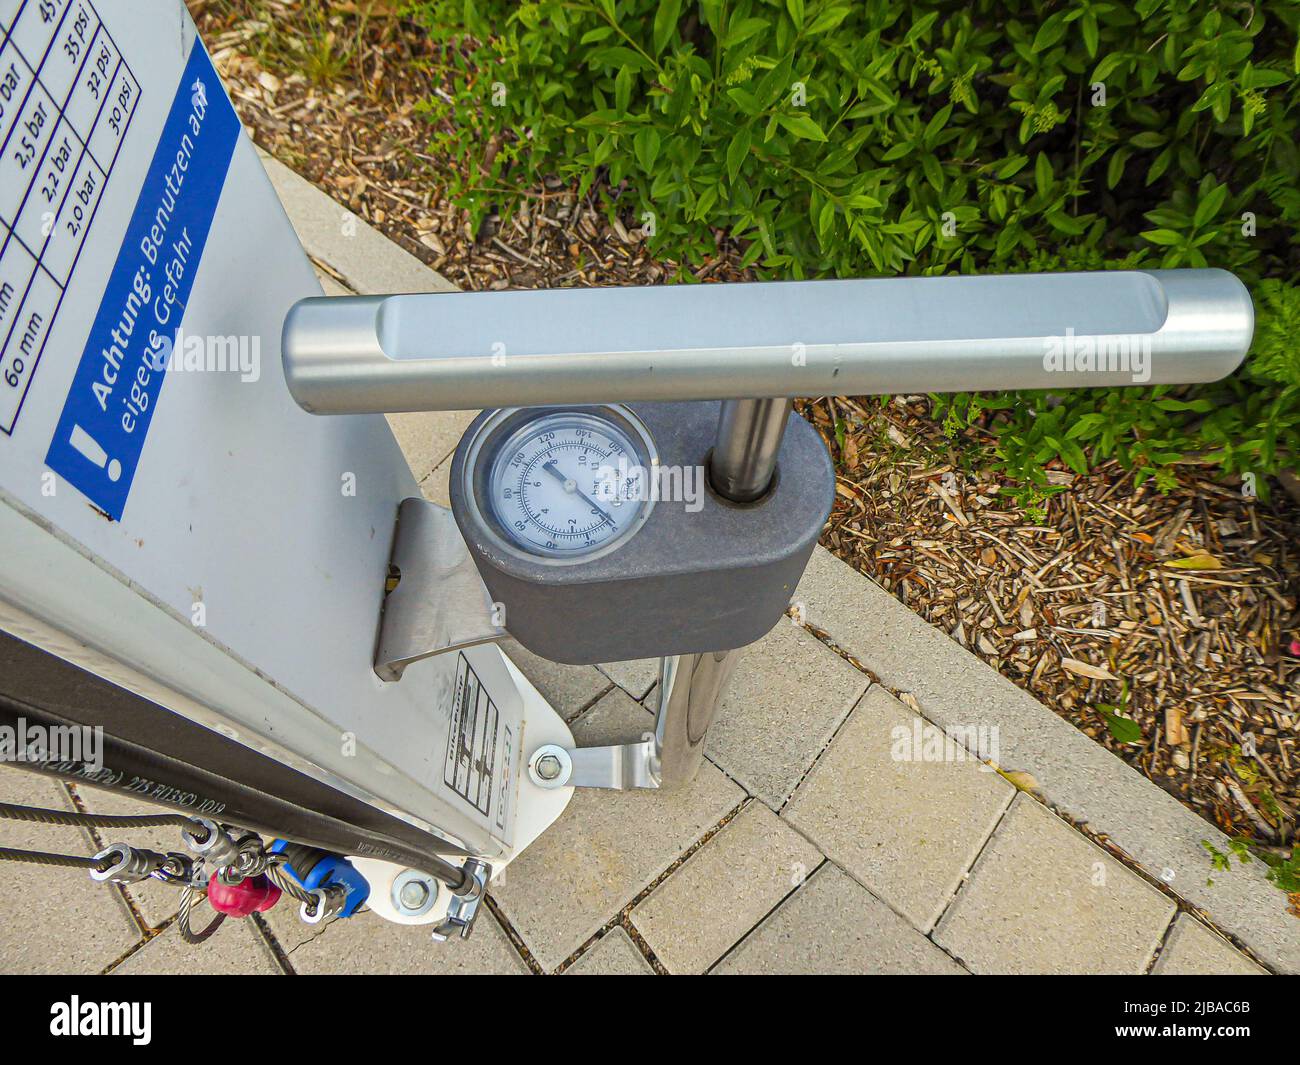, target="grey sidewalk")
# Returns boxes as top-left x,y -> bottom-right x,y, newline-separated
0,153 -> 1287,975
